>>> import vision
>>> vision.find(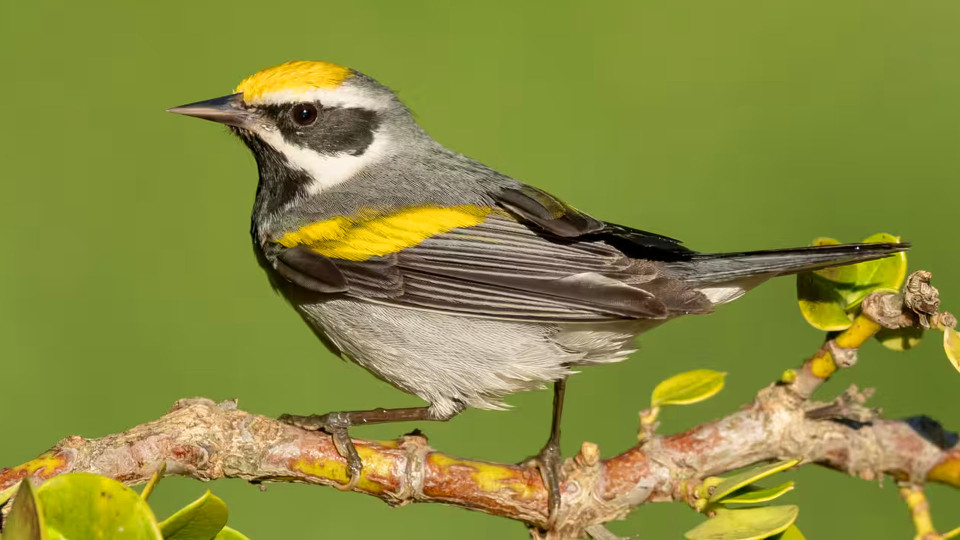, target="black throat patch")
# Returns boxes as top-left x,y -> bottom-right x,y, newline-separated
234,129 -> 312,223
